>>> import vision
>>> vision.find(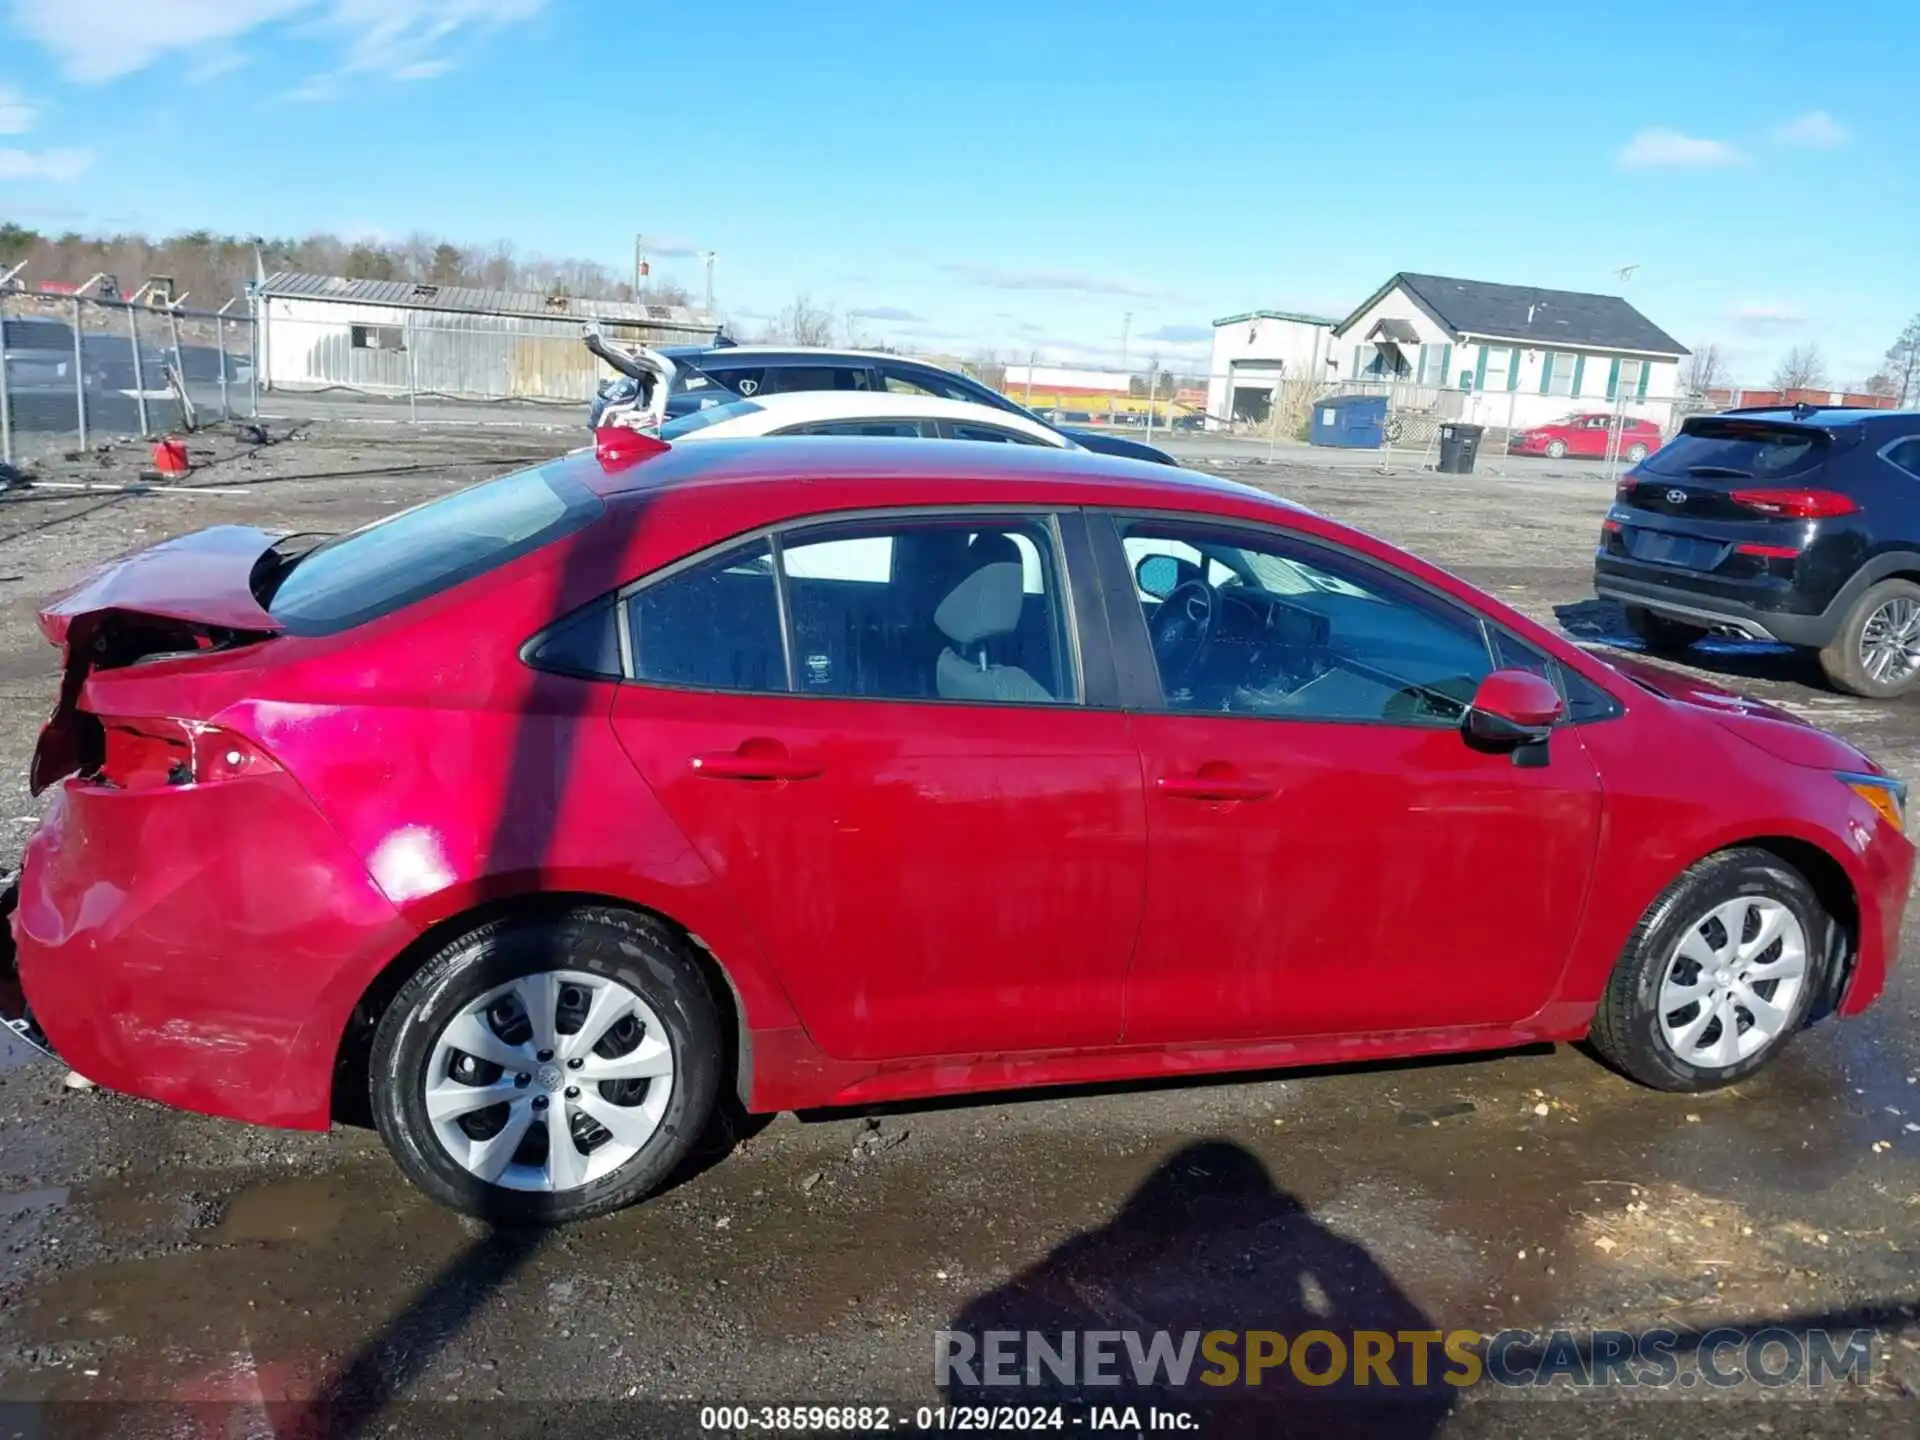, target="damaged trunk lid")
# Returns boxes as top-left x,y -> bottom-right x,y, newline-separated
31,526 -> 291,793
